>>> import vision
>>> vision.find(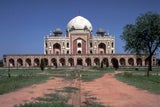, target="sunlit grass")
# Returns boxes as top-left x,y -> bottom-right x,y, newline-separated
116,72 -> 160,94
0,75 -> 49,95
